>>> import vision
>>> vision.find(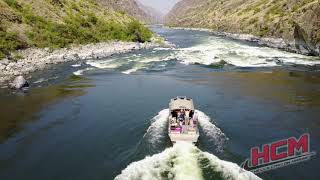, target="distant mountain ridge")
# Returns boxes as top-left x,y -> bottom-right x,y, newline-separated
137,1 -> 164,23
98,0 -> 163,24
166,0 -> 320,56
